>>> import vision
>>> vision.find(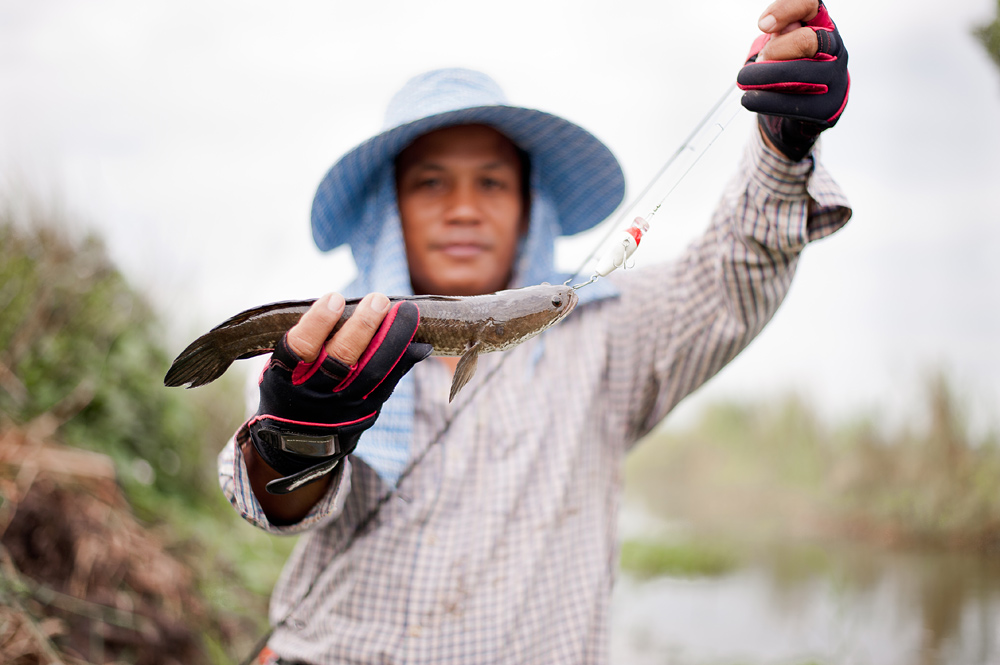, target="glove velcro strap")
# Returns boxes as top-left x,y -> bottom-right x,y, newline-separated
265,456 -> 343,495
247,414 -> 372,477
